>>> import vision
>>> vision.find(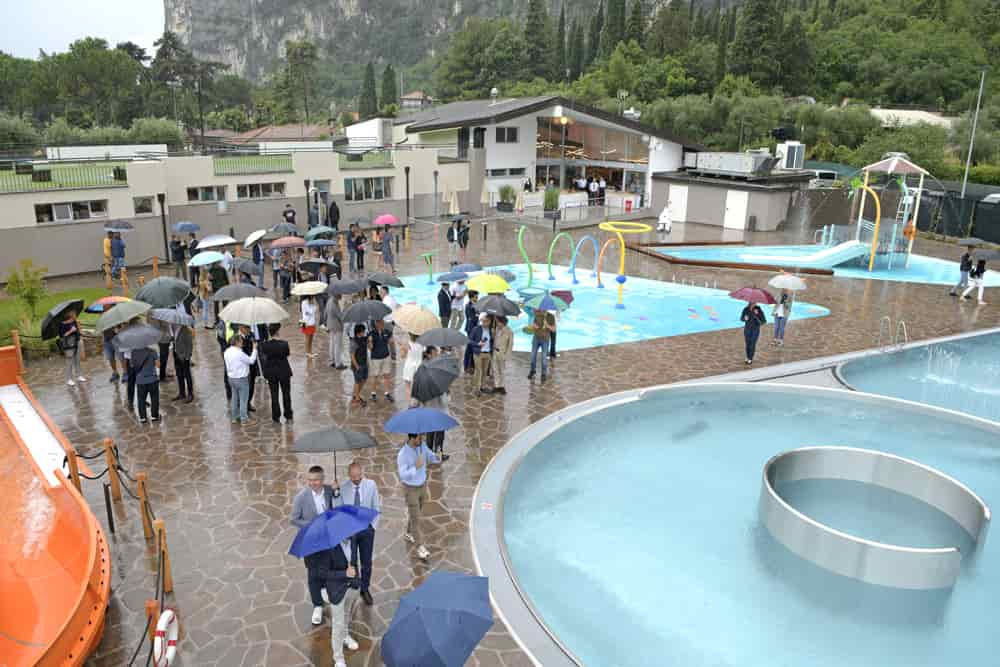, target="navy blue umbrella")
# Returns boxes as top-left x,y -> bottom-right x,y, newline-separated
452,263 -> 482,273
288,505 -> 380,559
436,271 -> 468,283
384,407 -> 459,434
381,571 -> 493,667
173,221 -> 200,233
